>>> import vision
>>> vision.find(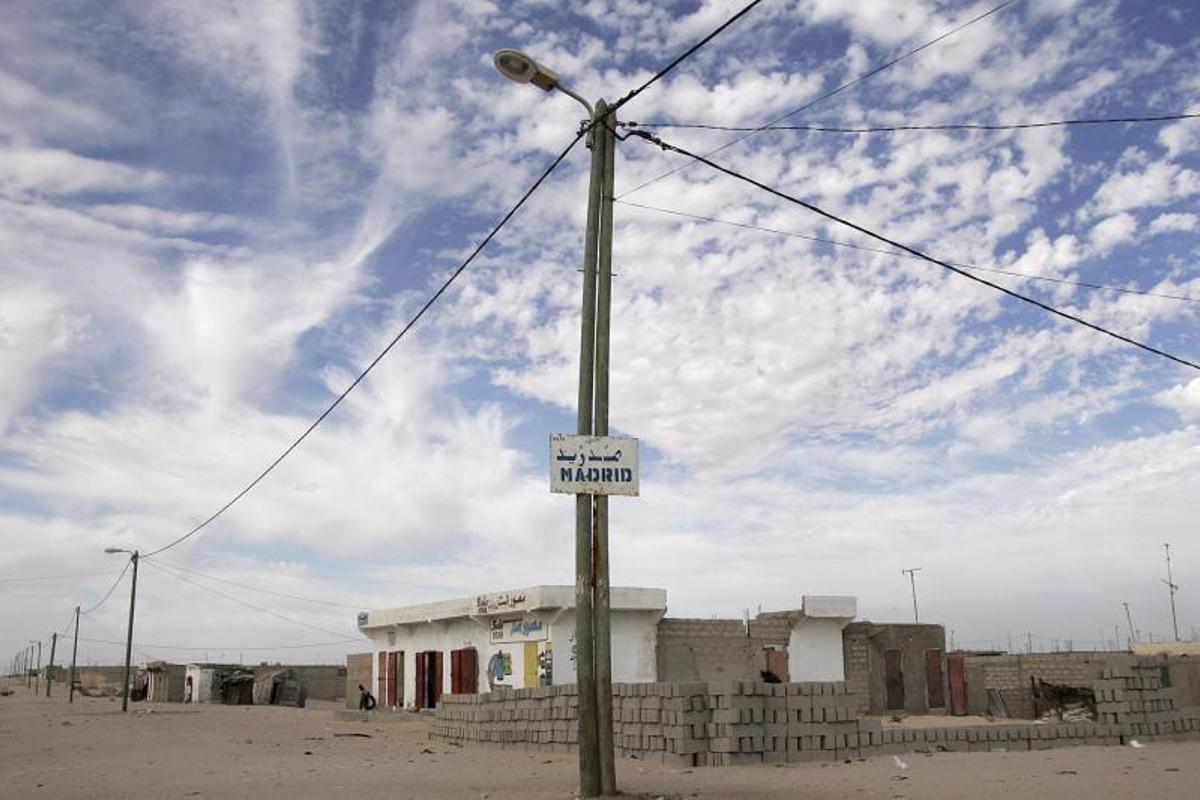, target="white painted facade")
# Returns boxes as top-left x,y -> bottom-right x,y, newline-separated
787,595 -> 857,682
359,585 -> 666,709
